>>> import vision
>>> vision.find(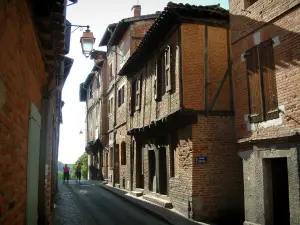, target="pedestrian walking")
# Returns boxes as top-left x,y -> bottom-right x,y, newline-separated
76,164 -> 82,183
63,164 -> 70,182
